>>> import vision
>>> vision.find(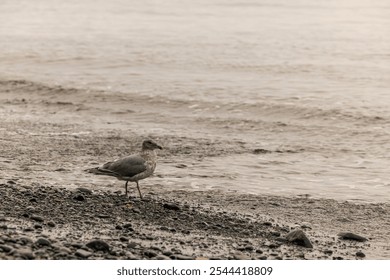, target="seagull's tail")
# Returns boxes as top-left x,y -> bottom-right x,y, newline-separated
85,166 -> 119,177
85,167 -> 100,174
